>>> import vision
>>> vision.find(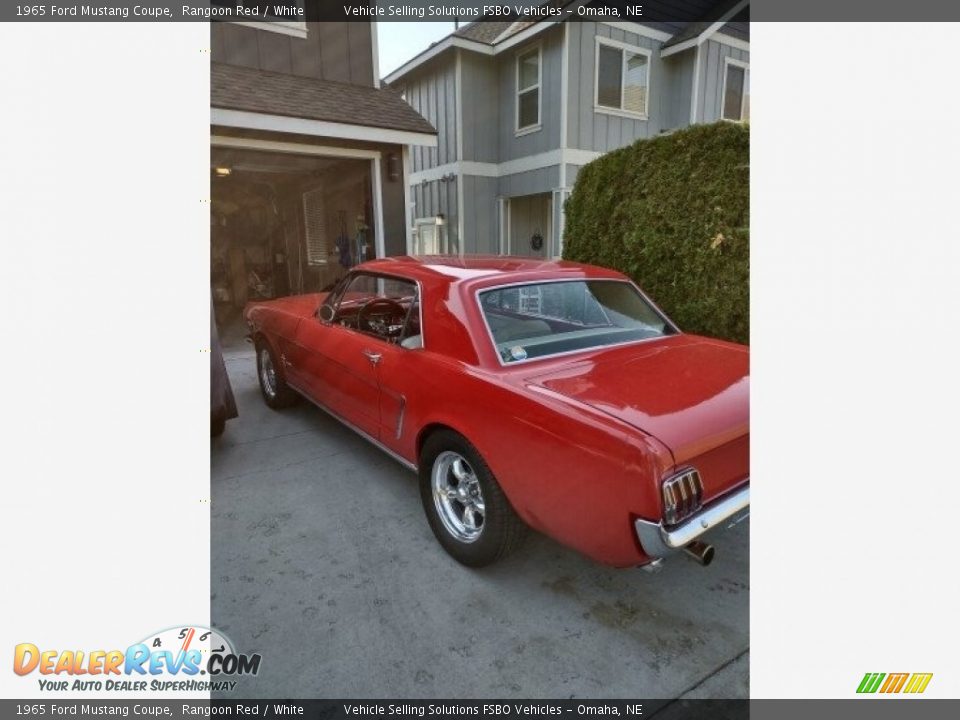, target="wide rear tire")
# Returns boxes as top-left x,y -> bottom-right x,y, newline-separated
419,430 -> 527,567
